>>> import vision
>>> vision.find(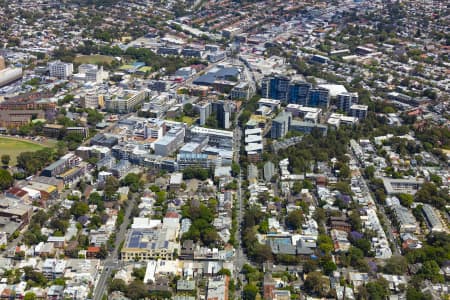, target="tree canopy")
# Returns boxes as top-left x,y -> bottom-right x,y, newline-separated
304,271 -> 329,297
285,209 -> 304,230
0,169 -> 14,190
